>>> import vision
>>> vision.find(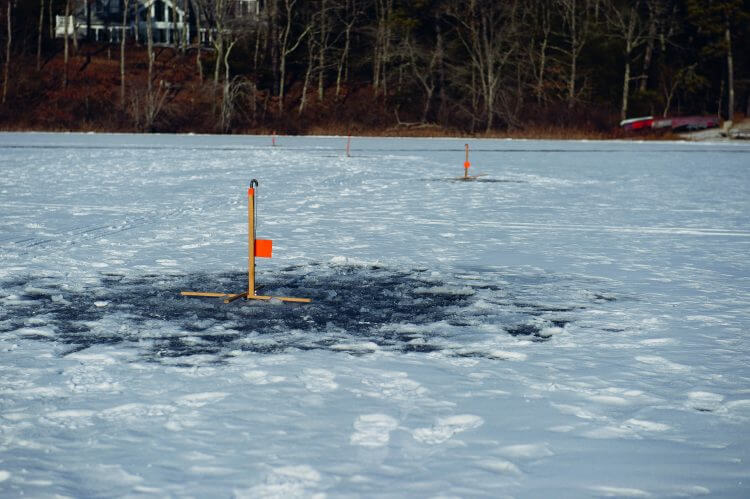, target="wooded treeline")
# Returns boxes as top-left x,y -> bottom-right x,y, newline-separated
1,0 -> 749,135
